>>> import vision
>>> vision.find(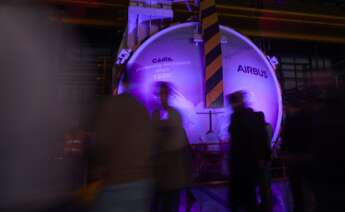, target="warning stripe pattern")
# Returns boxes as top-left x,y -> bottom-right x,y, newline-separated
200,0 -> 224,108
